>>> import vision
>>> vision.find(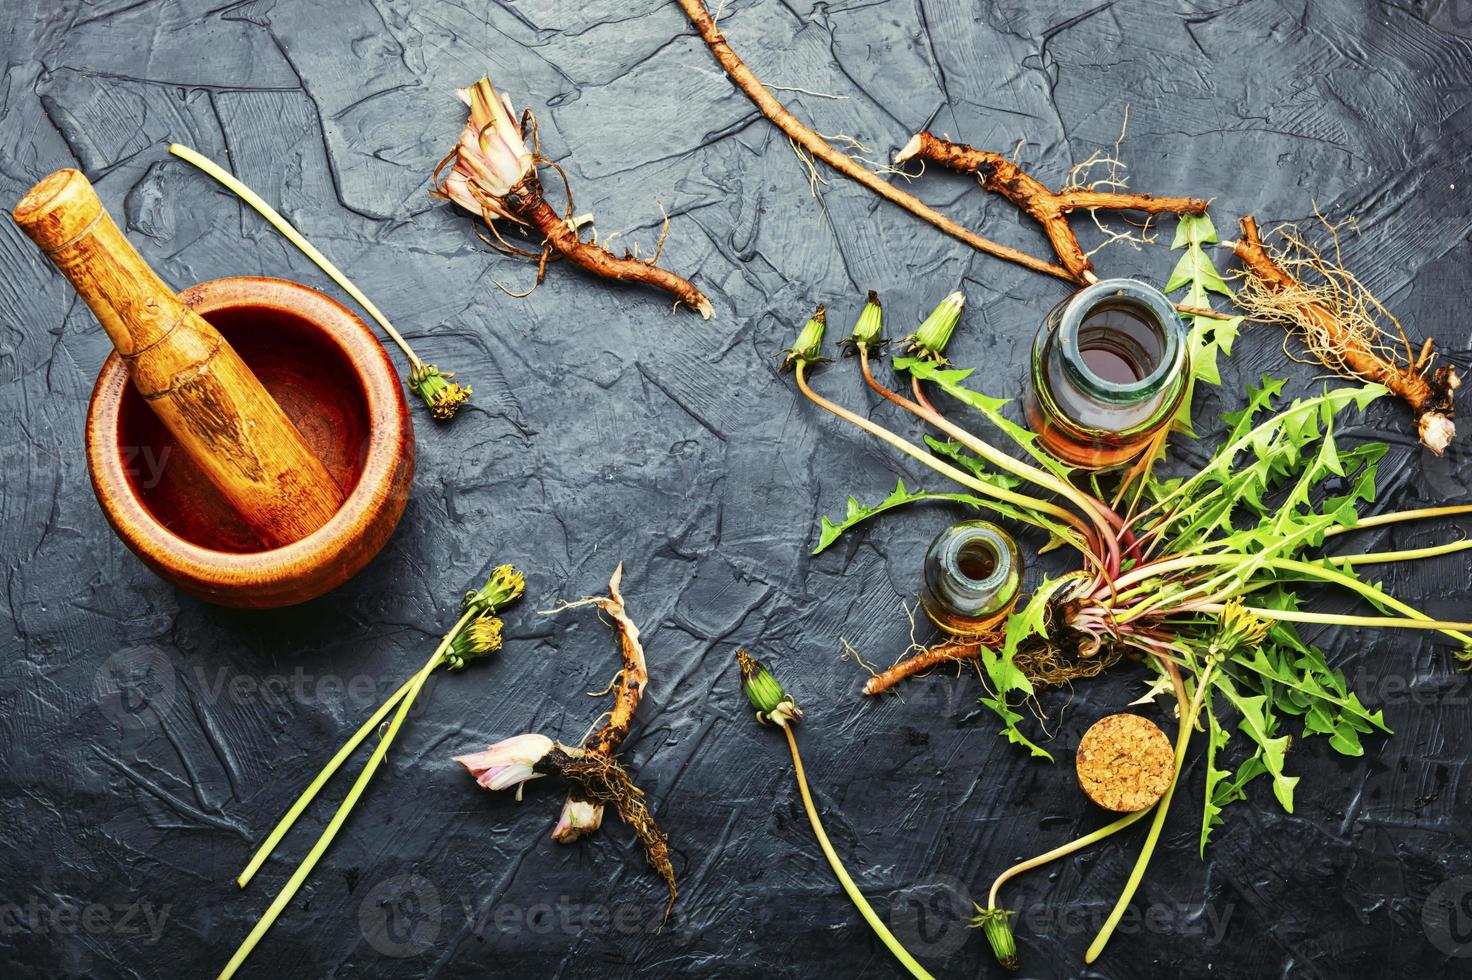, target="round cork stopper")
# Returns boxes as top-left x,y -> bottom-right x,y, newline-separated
1075,713 -> 1174,812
